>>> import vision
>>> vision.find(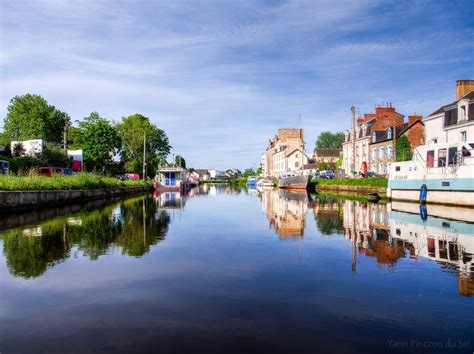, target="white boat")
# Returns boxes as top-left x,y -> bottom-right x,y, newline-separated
387,141 -> 474,206
257,178 -> 274,188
